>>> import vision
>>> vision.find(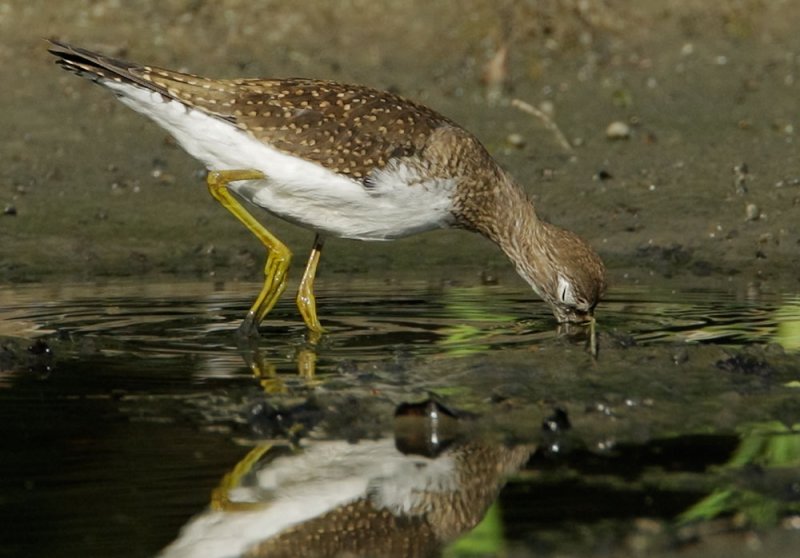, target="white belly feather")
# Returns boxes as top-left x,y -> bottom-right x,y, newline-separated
104,81 -> 457,240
